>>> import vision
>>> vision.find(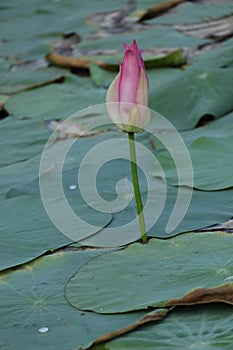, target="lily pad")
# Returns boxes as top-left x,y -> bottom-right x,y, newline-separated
0,0 -> 127,59
5,74 -> 106,120
66,232 -> 233,314
152,135 -> 233,190
92,304 -> 233,350
0,117 -> 50,167
149,68 -> 233,130
0,67 -> 66,94
191,37 -> 233,69
180,111 -> 233,144
0,154 -> 41,199
48,49 -> 186,71
78,27 -> 208,51
147,2 -> 233,25
0,192 -> 111,271
3,130 -> 233,244
149,184 -> 233,238
0,249 -> 147,350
